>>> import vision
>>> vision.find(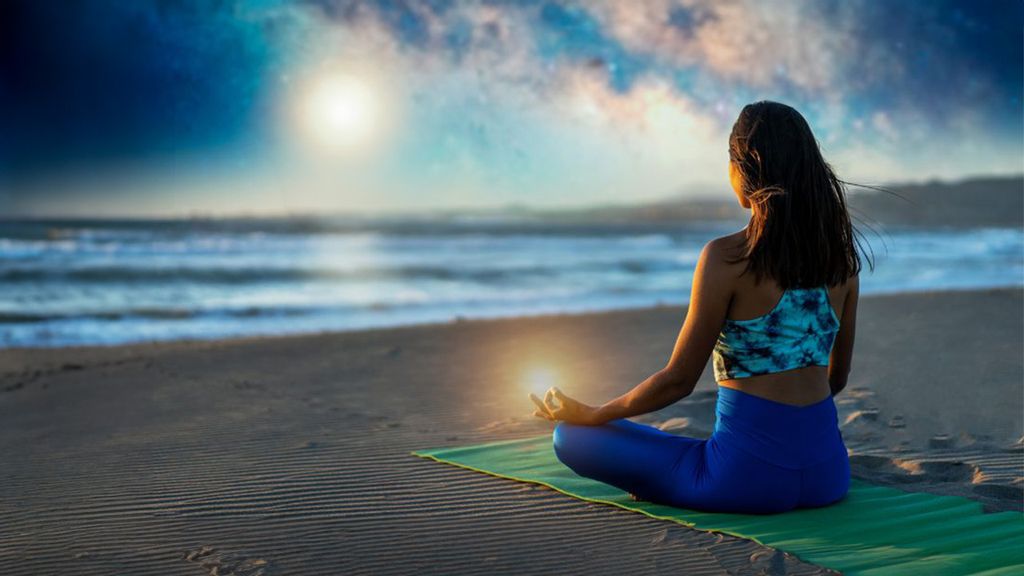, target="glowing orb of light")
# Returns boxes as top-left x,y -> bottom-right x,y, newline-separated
298,74 -> 378,152
524,366 -> 559,397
